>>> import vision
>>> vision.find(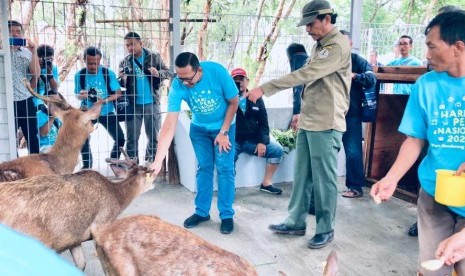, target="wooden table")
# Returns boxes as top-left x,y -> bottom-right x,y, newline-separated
364,66 -> 428,203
